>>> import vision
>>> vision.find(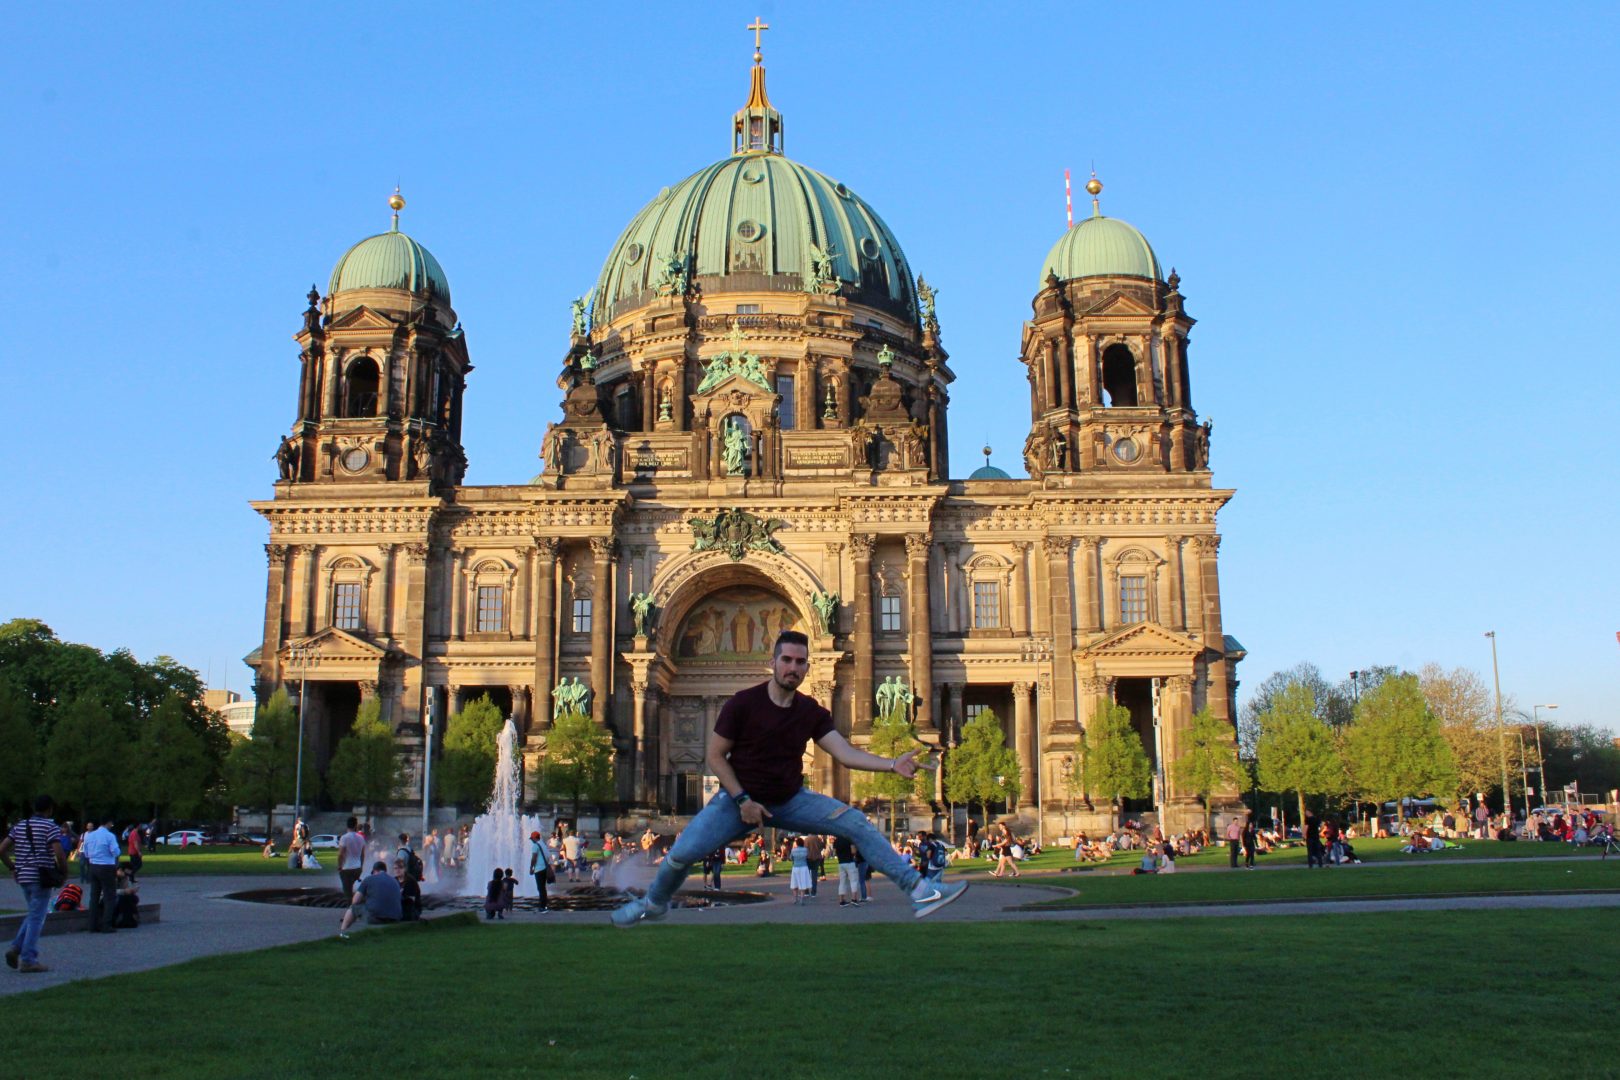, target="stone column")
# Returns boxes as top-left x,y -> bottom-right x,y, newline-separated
1161,674 -> 1193,806
532,538 -> 559,732
1084,335 -> 1101,406
322,348 -> 342,418
372,545 -> 394,639
850,532 -> 875,734
1136,334 -> 1154,405
948,683 -> 966,745
1014,681 -> 1037,811
940,542 -> 963,633
1165,536 -> 1186,631
1043,536 -> 1079,734
1076,537 -> 1101,635
640,362 -> 656,431
1164,333 -> 1184,409
508,683 -> 531,735
589,537 -> 614,726
1011,540 -> 1031,635
1058,334 -> 1075,410
905,533 -> 935,732
513,545 -> 534,640
449,549 -> 466,640
262,545 -> 290,687
297,544 -> 319,635
631,677 -> 650,803
1191,535 -> 1229,722
672,355 -> 689,430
